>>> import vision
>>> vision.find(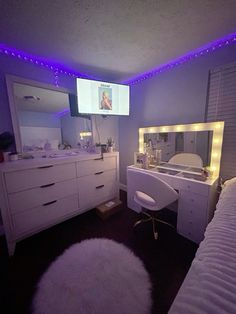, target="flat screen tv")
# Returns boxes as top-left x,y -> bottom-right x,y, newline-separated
76,78 -> 130,116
